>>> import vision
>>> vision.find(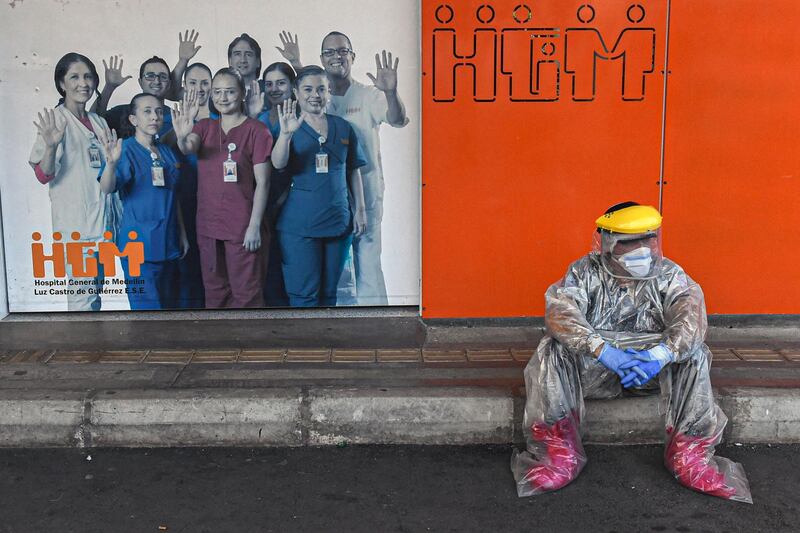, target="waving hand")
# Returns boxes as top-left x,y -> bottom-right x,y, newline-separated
366,50 -> 399,93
